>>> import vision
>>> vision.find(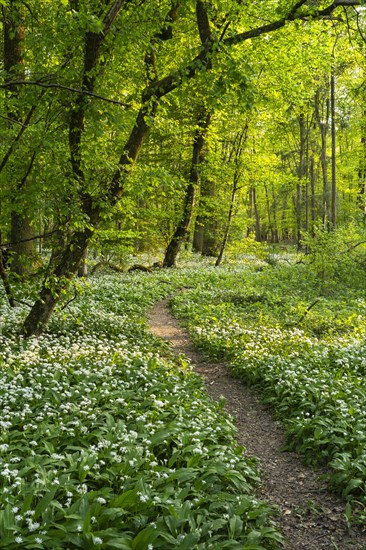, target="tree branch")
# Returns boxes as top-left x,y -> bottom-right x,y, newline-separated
144,0 -> 363,103
296,298 -> 321,325
196,0 -> 212,45
0,103 -> 38,175
0,250 -> 15,308
0,228 -> 60,248
103,0 -> 127,35
0,79 -> 131,107
347,240 -> 366,251
289,0 -> 309,18
60,289 -> 78,311
0,113 -> 27,127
